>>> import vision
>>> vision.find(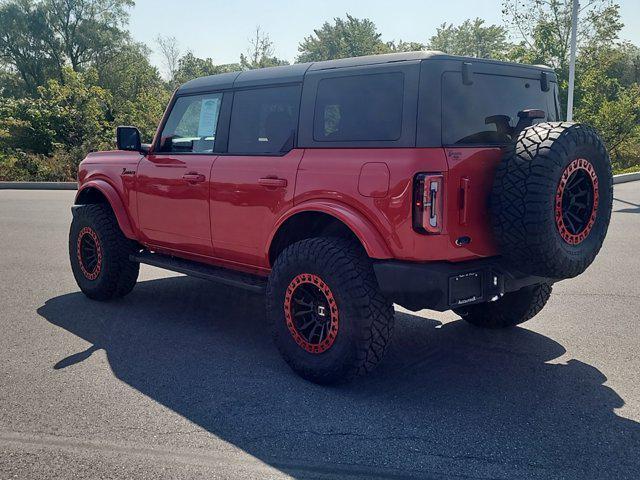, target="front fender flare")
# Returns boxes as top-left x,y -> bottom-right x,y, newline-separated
75,179 -> 135,239
267,201 -> 393,260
